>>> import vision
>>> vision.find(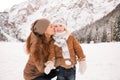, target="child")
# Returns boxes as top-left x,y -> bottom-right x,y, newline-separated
44,23 -> 86,80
